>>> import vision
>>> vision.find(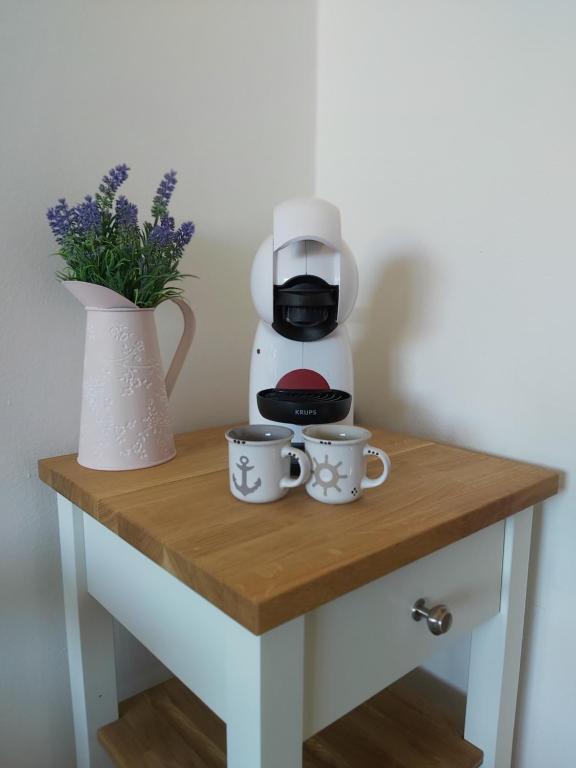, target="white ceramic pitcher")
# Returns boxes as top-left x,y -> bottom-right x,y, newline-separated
64,281 -> 195,471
